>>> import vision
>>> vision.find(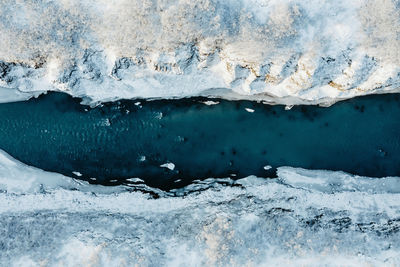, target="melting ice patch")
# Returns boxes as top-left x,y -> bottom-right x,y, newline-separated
0,0 -> 399,104
0,150 -> 400,266
160,162 -> 175,171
